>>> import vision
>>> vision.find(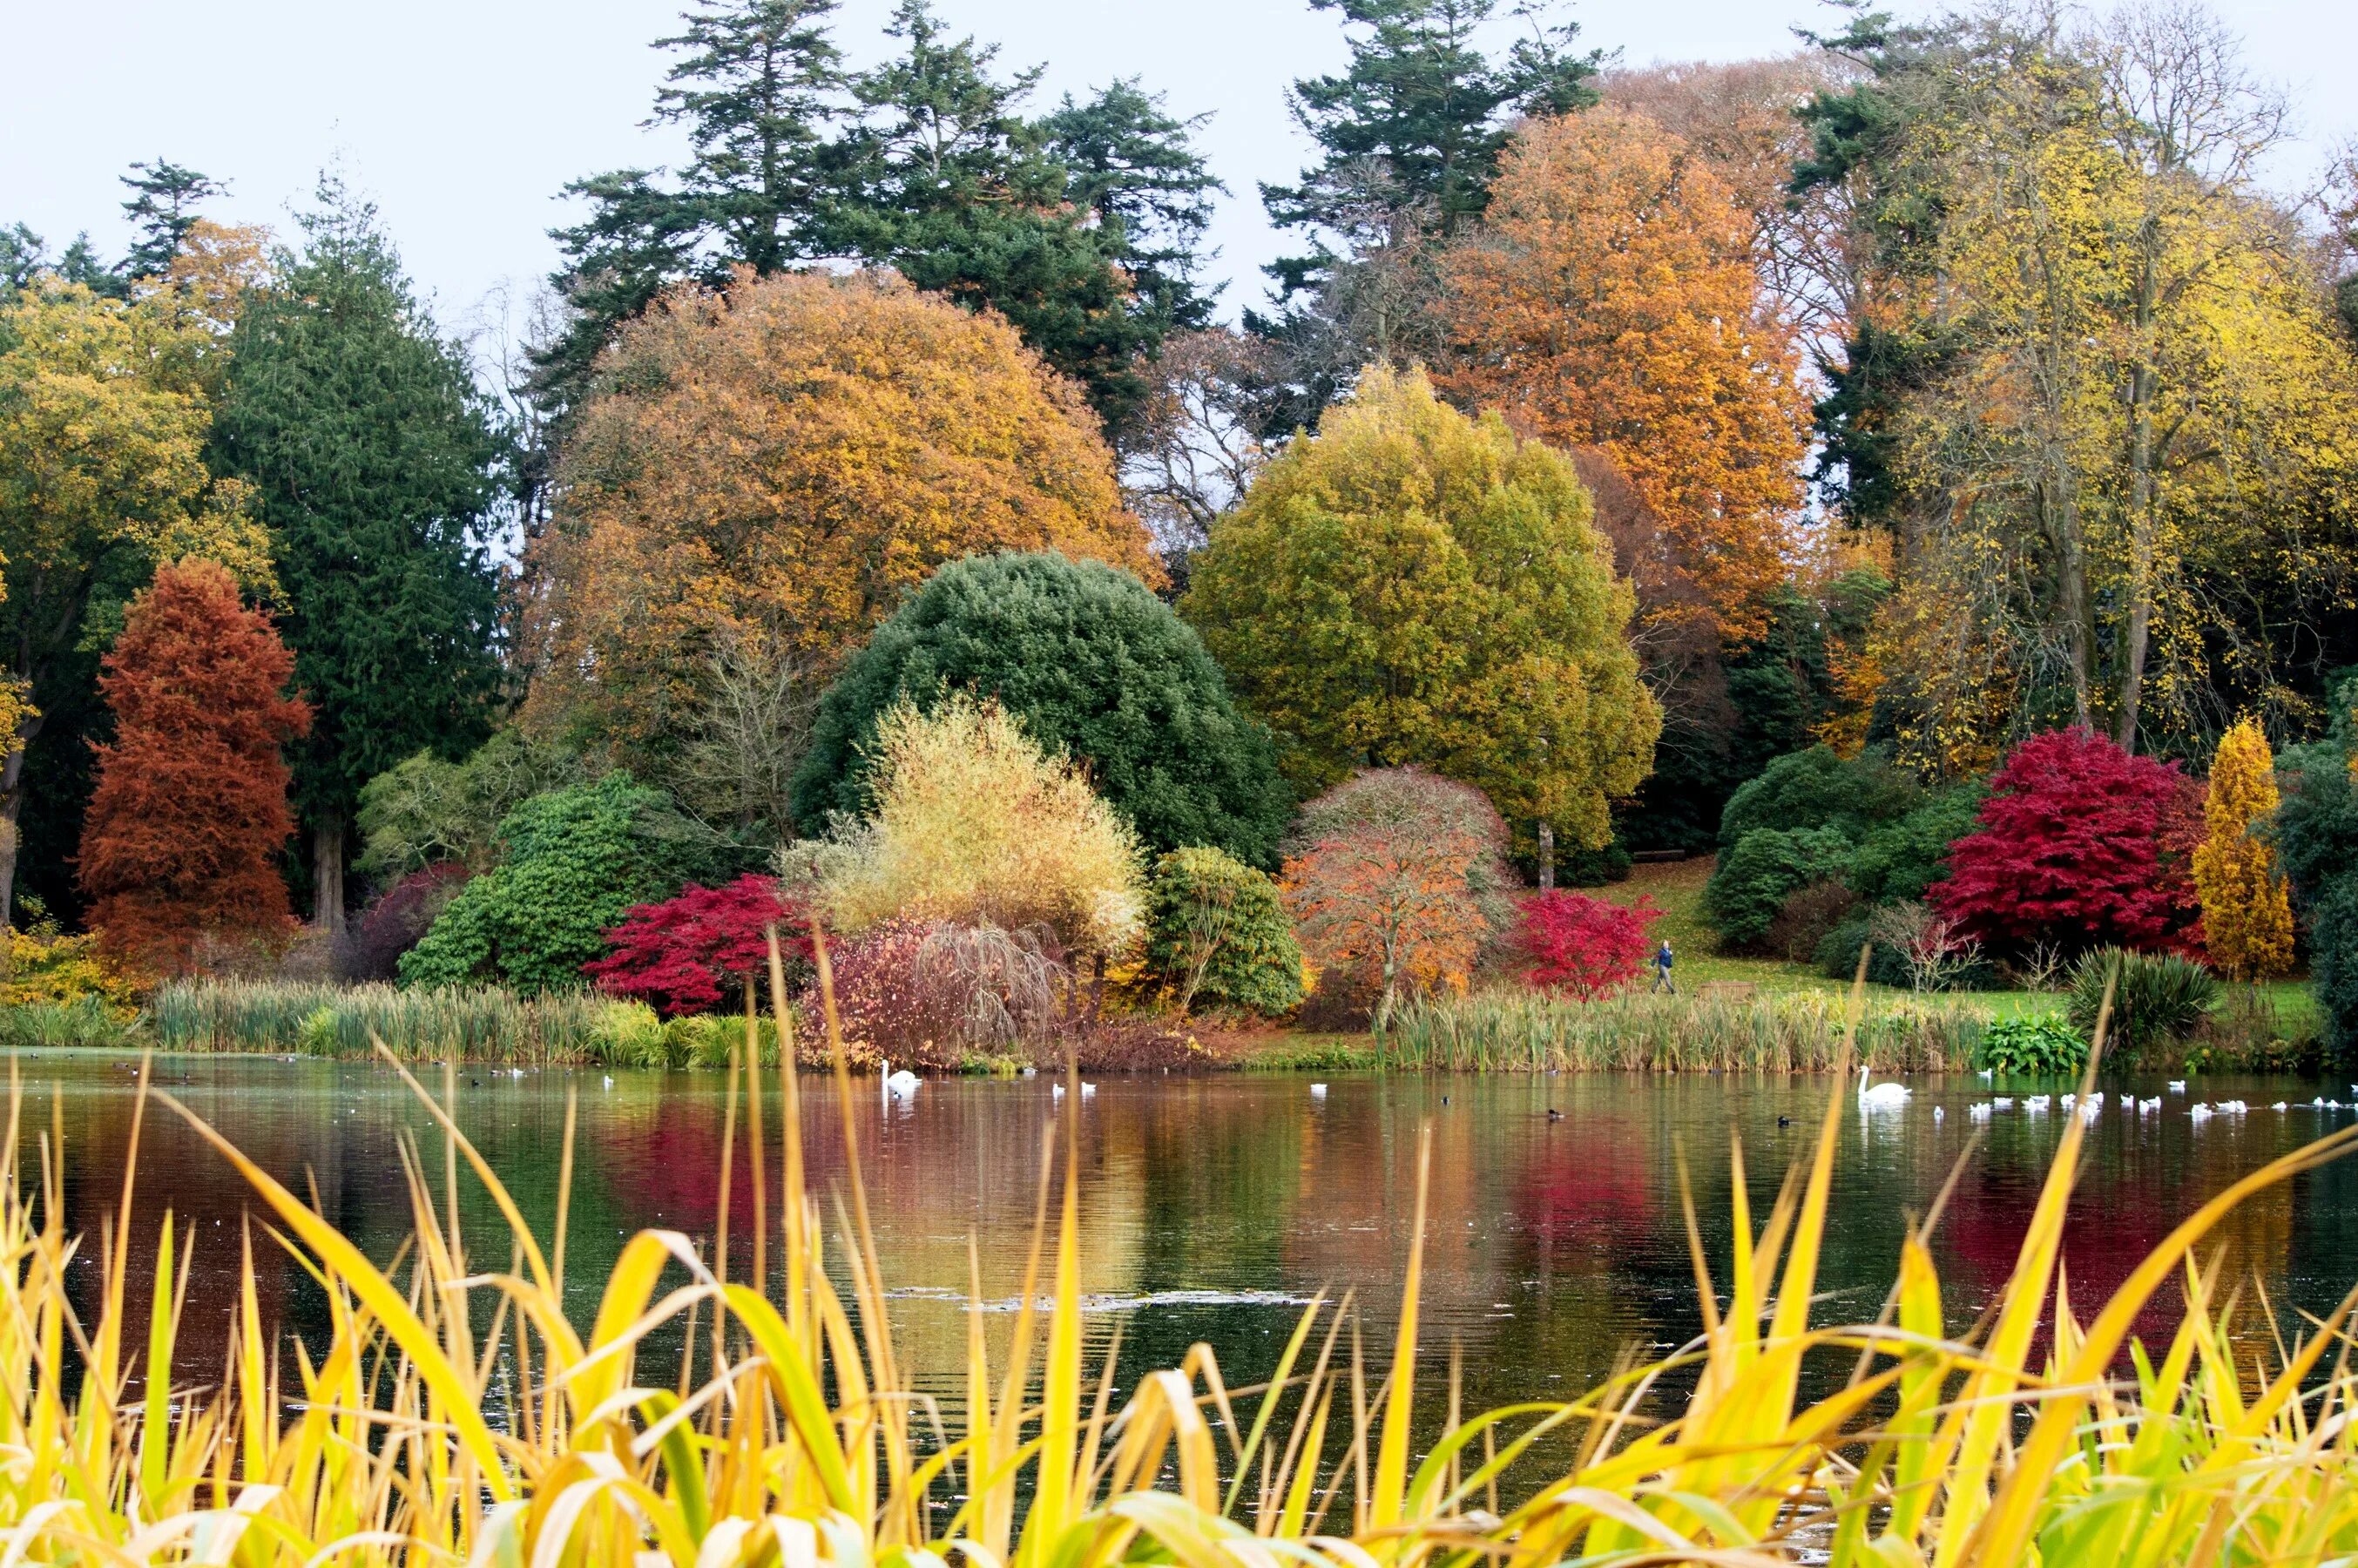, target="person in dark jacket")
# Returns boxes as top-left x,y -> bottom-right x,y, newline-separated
1651,941 -> 1676,994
